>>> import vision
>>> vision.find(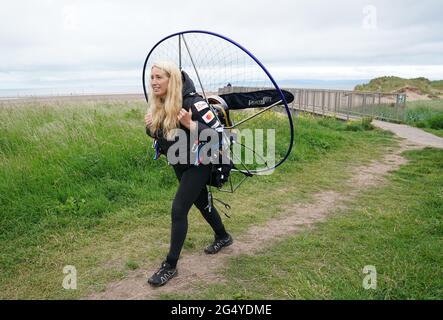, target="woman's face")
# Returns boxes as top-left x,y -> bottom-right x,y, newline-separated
150,66 -> 170,97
